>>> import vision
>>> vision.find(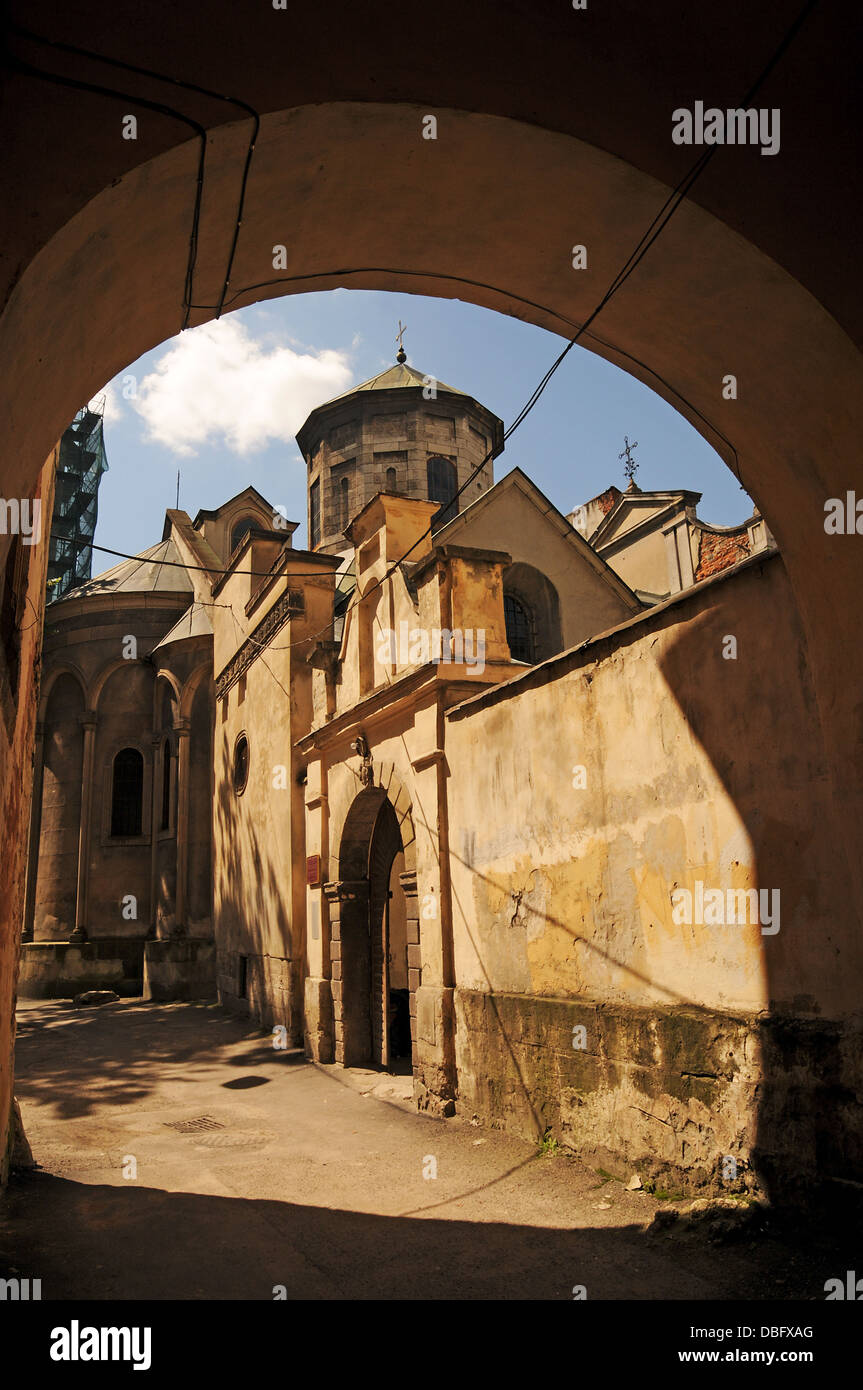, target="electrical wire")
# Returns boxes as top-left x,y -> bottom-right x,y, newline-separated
7,54 -> 207,330
8,26 -> 261,325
